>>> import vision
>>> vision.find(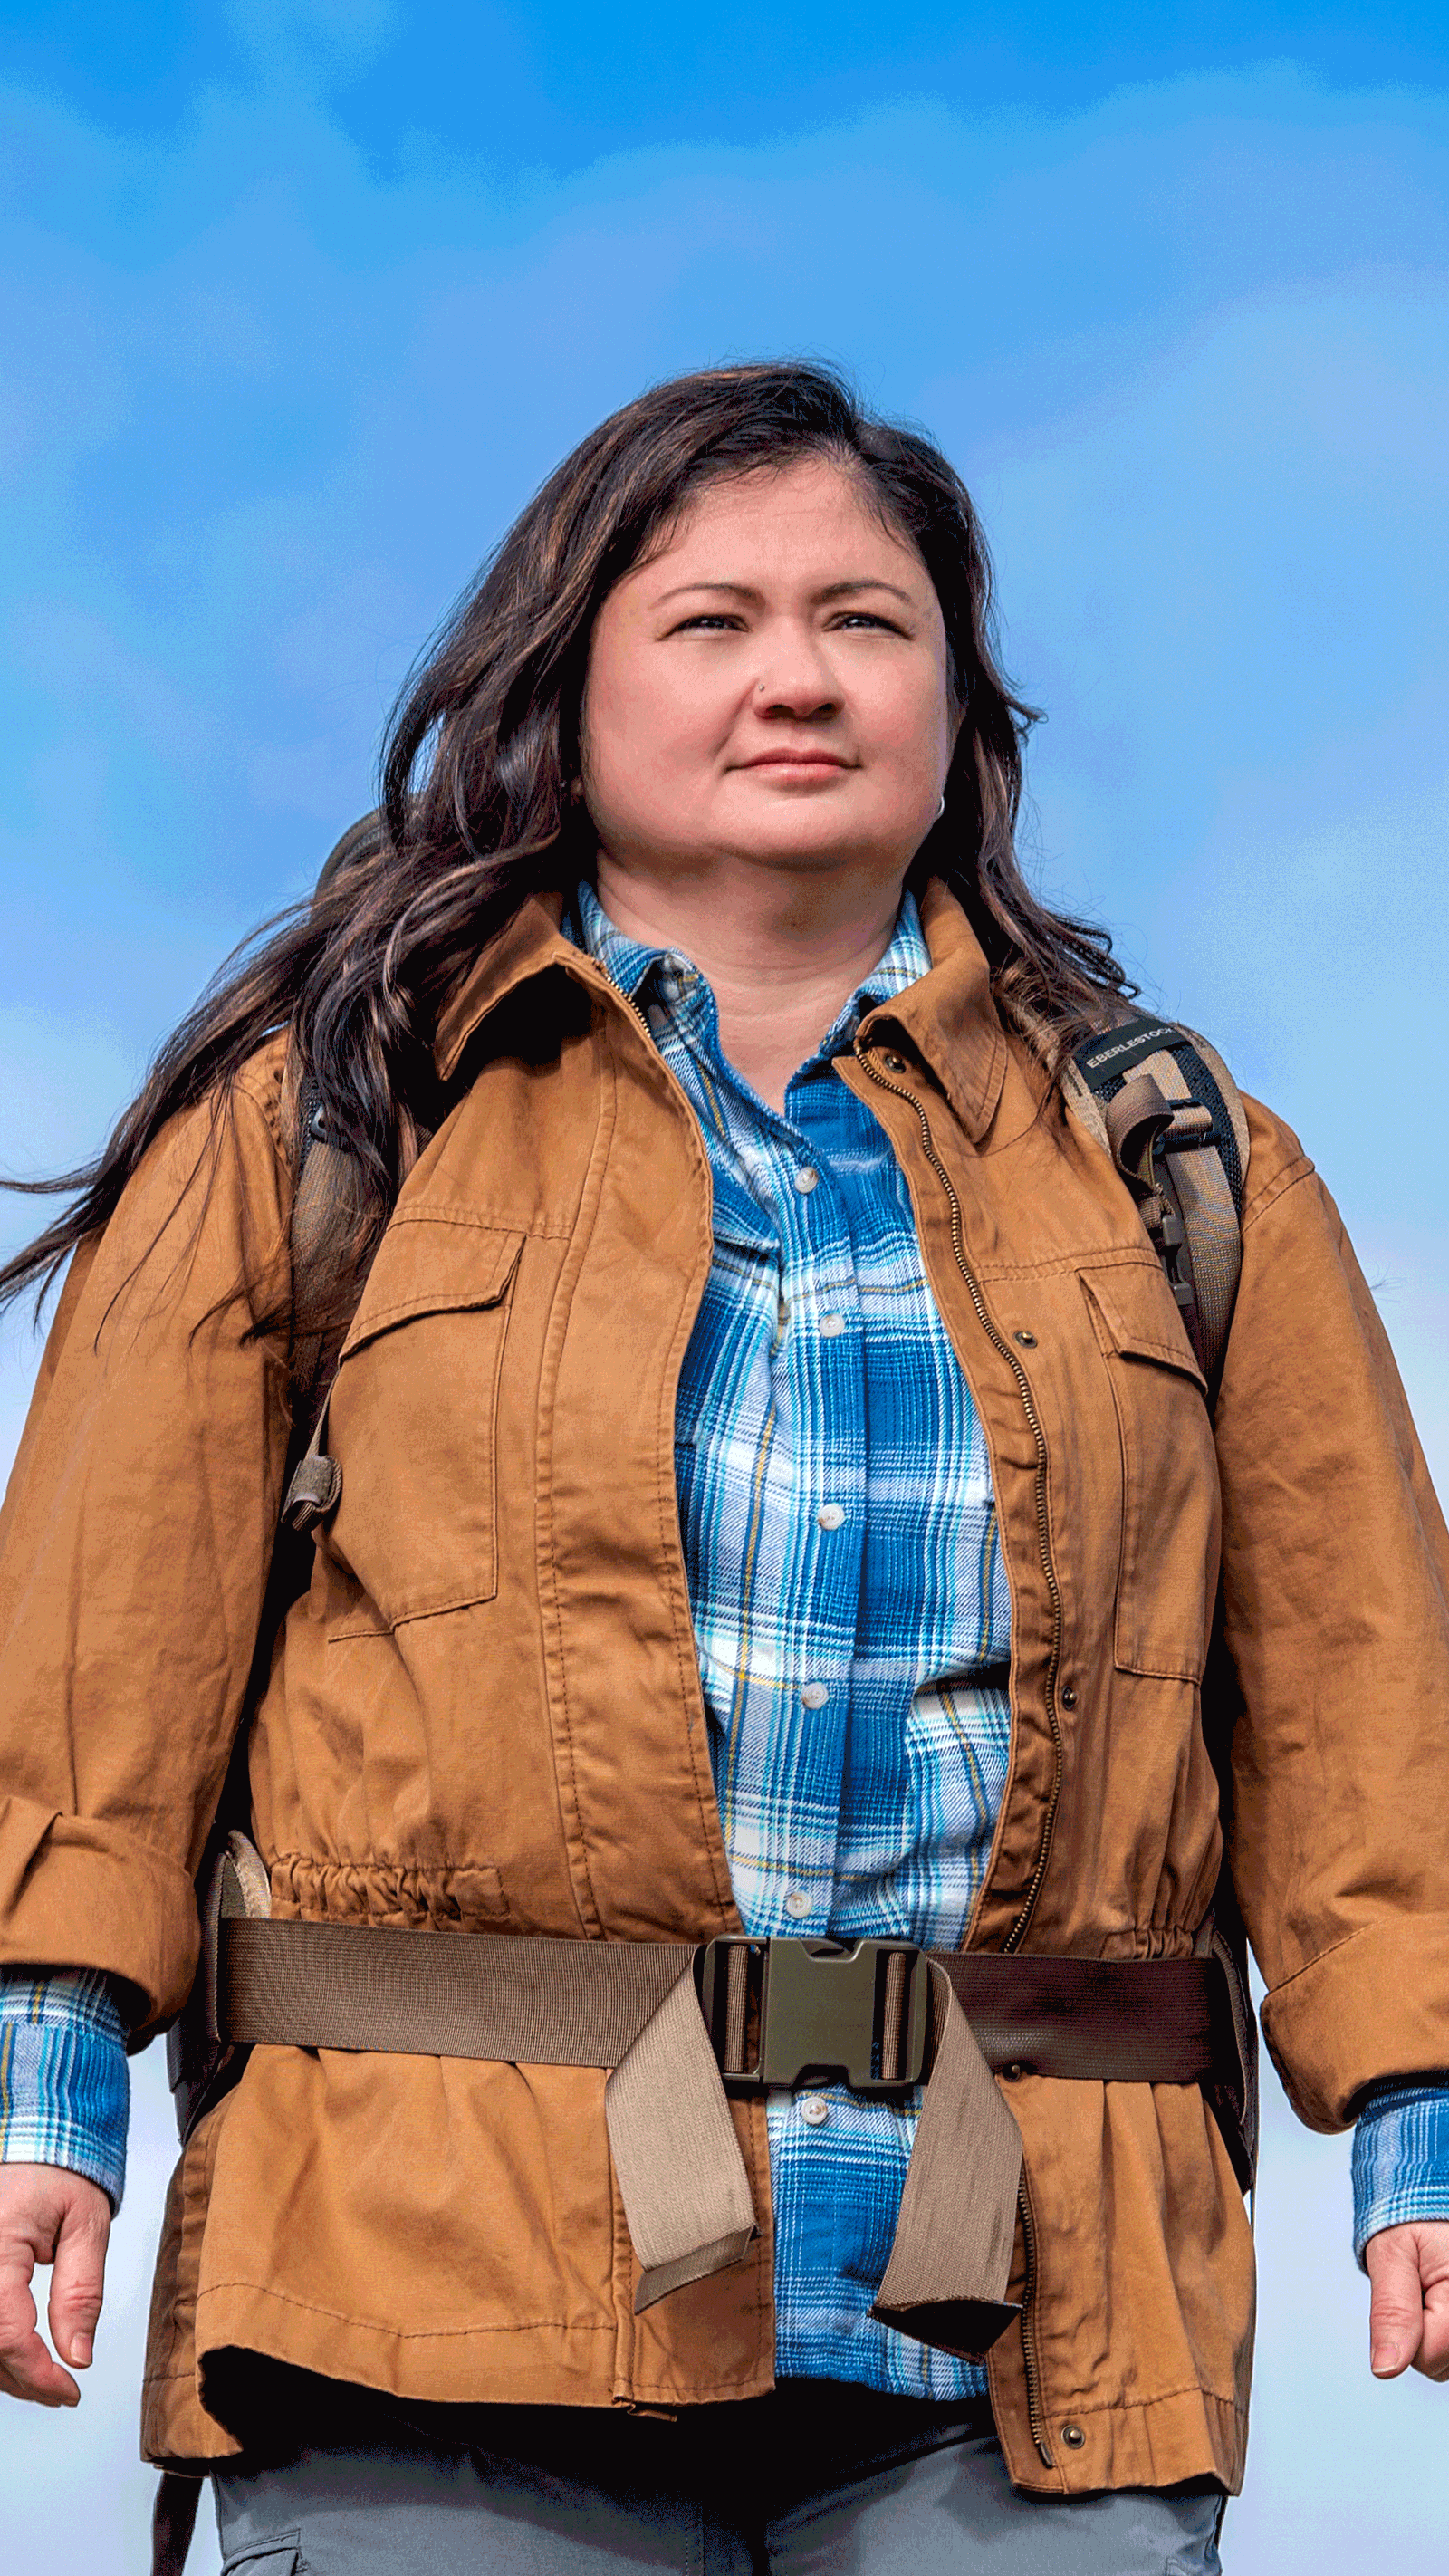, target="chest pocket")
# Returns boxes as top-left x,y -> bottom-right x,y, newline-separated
325,1216 -> 524,1628
1081,1264 -> 1221,1682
